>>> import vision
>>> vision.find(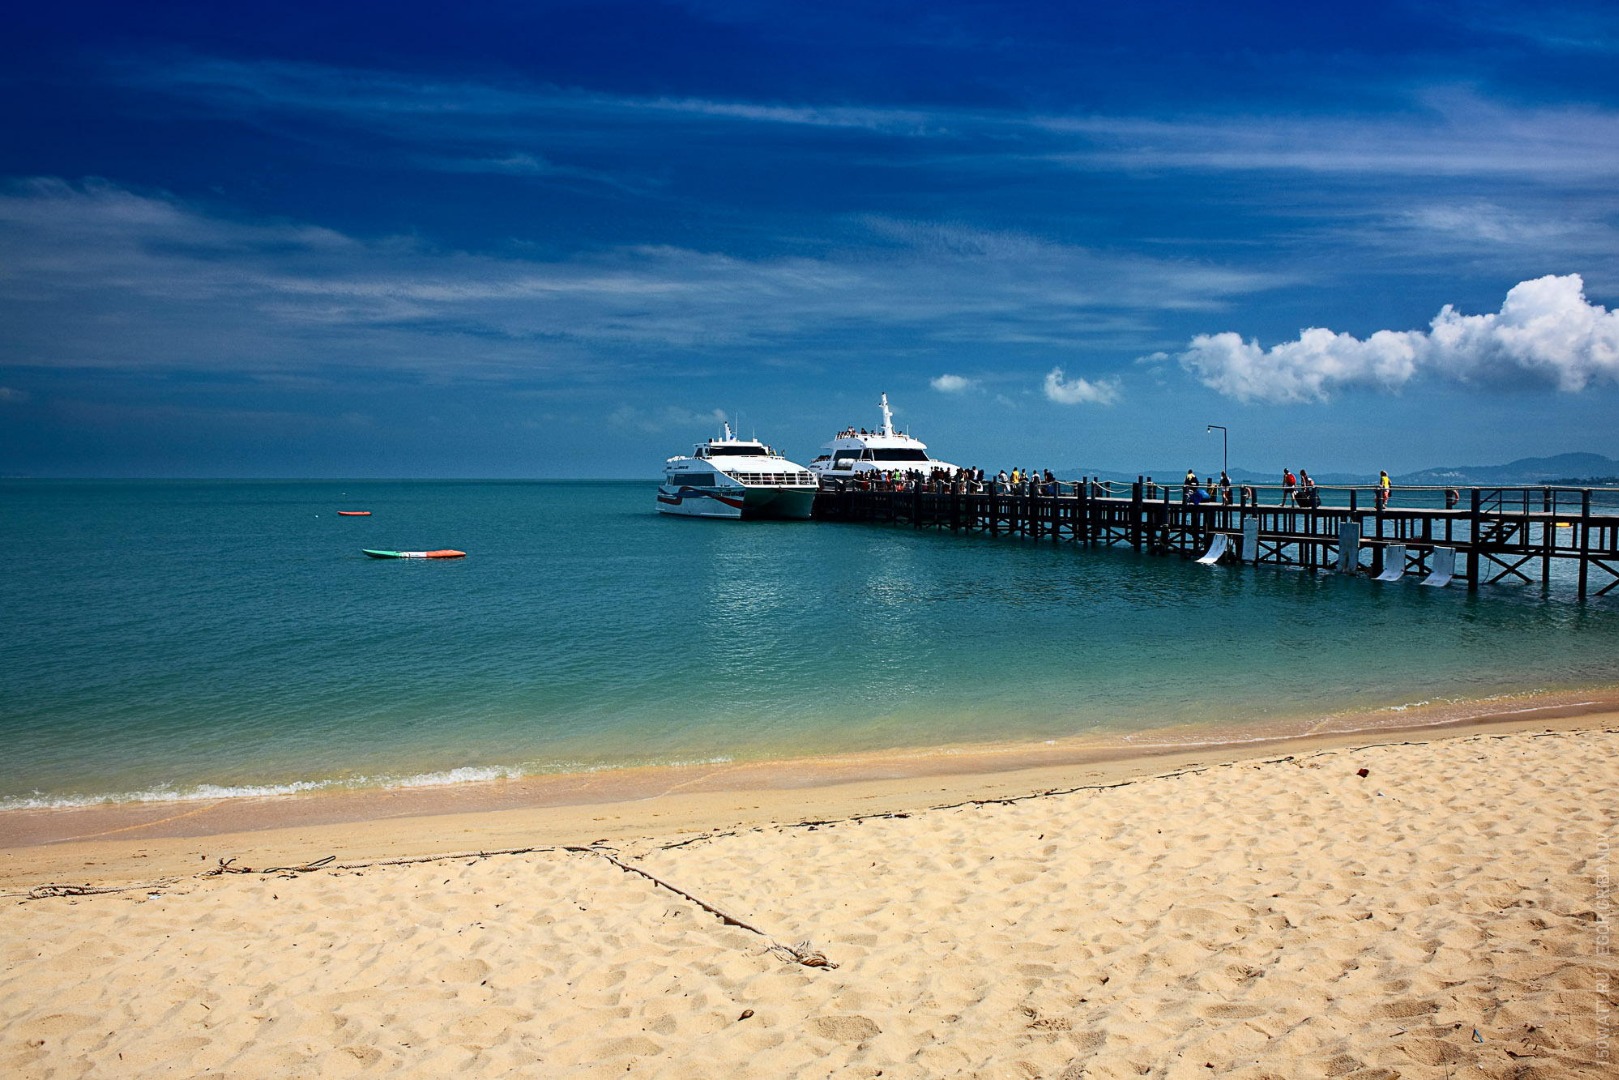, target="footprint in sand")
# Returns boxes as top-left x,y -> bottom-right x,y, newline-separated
811,1015 -> 881,1042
